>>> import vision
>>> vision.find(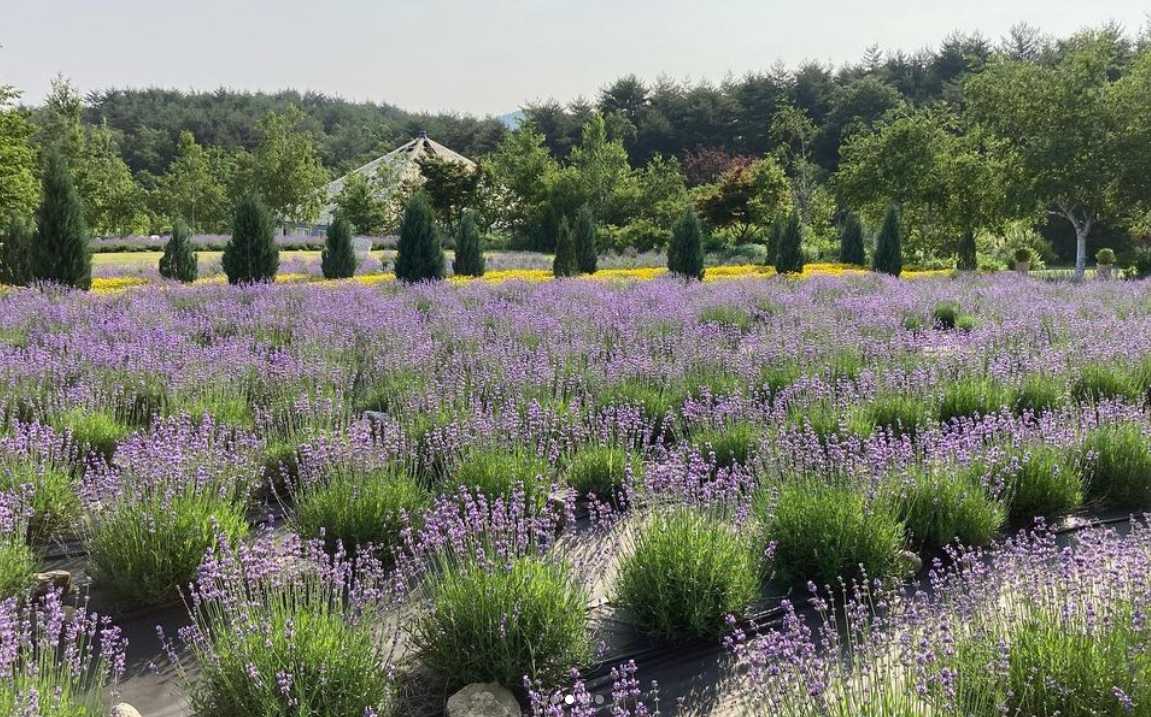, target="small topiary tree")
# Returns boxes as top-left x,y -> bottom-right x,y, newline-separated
574,205 -> 597,274
159,219 -> 198,282
32,153 -> 91,290
222,195 -> 278,284
394,192 -> 445,283
320,214 -> 357,279
451,209 -> 485,277
873,204 -> 902,277
839,211 -> 865,265
0,217 -> 34,286
774,211 -> 805,274
552,216 -> 578,278
766,219 -> 784,264
668,207 -> 705,280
